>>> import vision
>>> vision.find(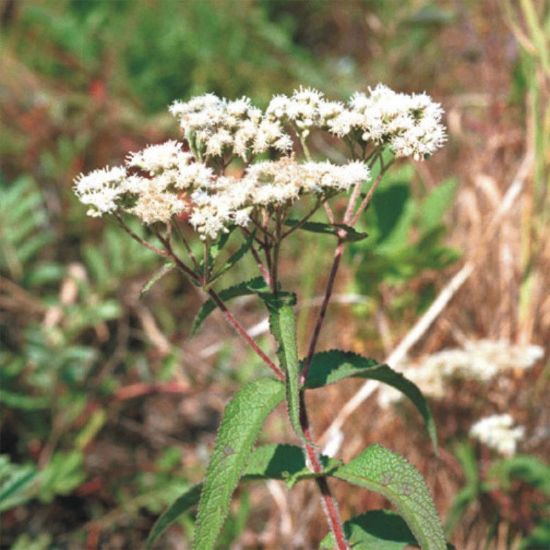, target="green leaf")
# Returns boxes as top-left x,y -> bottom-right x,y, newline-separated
320,509 -> 418,549
284,220 -> 368,241
334,445 -> 446,550
244,444 -> 339,488
304,351 -> 438,452
0,457 -> 38,512
371,183 -> 411,245
0,389 -> 49,410
489,454 -> 550,495
146,484 -> 202,549
193,378 -> 285,550
418,179 -> 457,232
191,277 -> 268,335
141,262 -> 174,295
146,443 -> 337,547
210,230 -> 256,282
262,293 -> 305,443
